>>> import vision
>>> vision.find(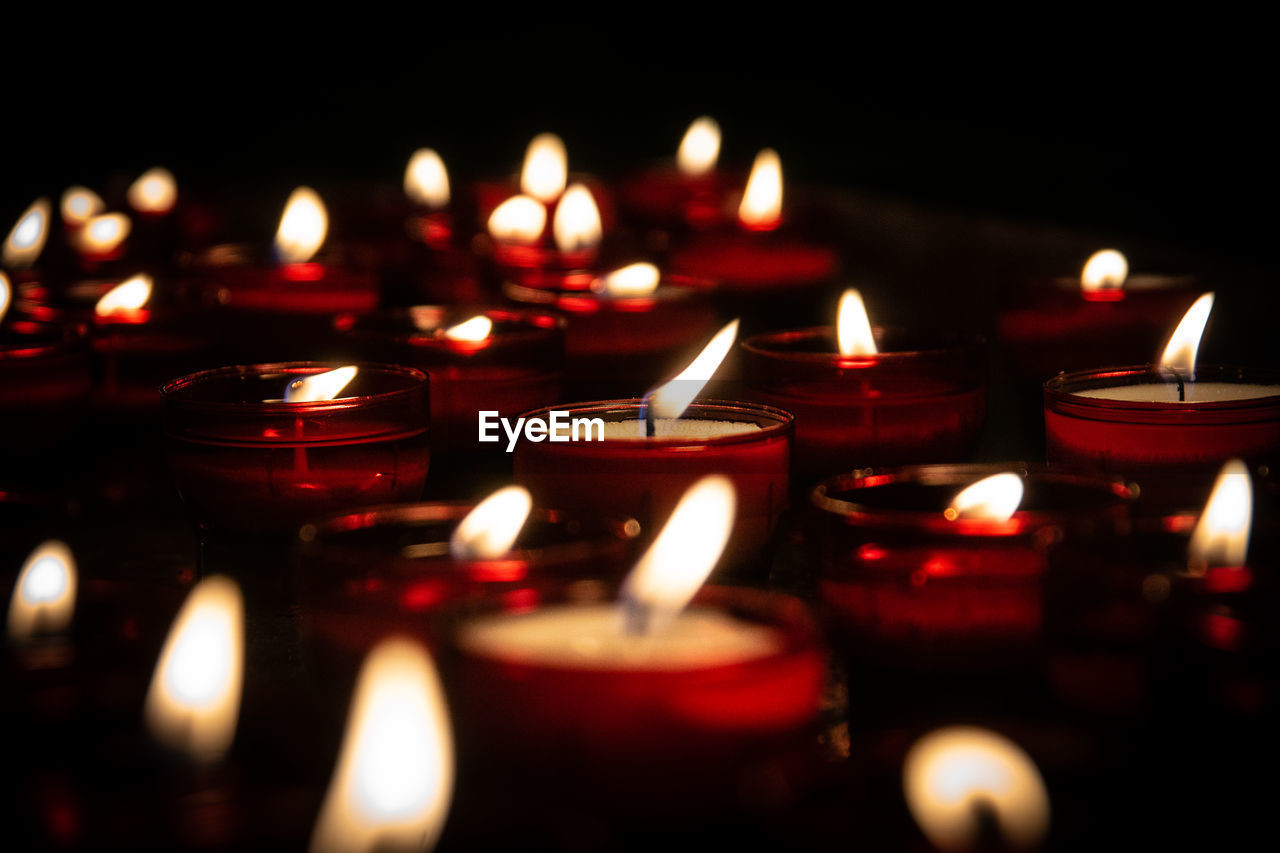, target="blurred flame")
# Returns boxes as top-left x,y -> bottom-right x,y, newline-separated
7,540 -> 77,641
276,187 -> 329,264
837,288 -> 878,356
646,319 -> 739,419
127,167 -> 177,214
487,195 -> 546,245
5,198 -> 52,267
61,186 -> 105,227
76,213 -> 132,254
619,475 -> 736,632
592,262 -> 661,297
284,366 -> 358,403
404,149 -> 450,209
310,638 -> 454,853
94,273 -> 152,317
442,315 -> 493,342
903,726 -> 1050,852
1159,292 -> 1214,375
738,149 -> 782,229
1189,459 -> 1251,574
946,473 -> 1025,523
677,116 -> 721,177
520,133 -> 567,202
144,575 -> 244,762
552,183 -> 602,253
450,486 -> 533,559
0,272 -> 10,324
1080,249 -> 1128,292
